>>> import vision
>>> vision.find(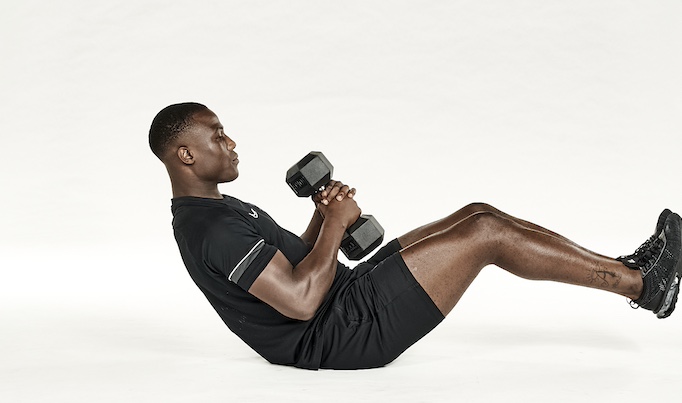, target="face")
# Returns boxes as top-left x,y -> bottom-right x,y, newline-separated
179,109 -> 239,183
